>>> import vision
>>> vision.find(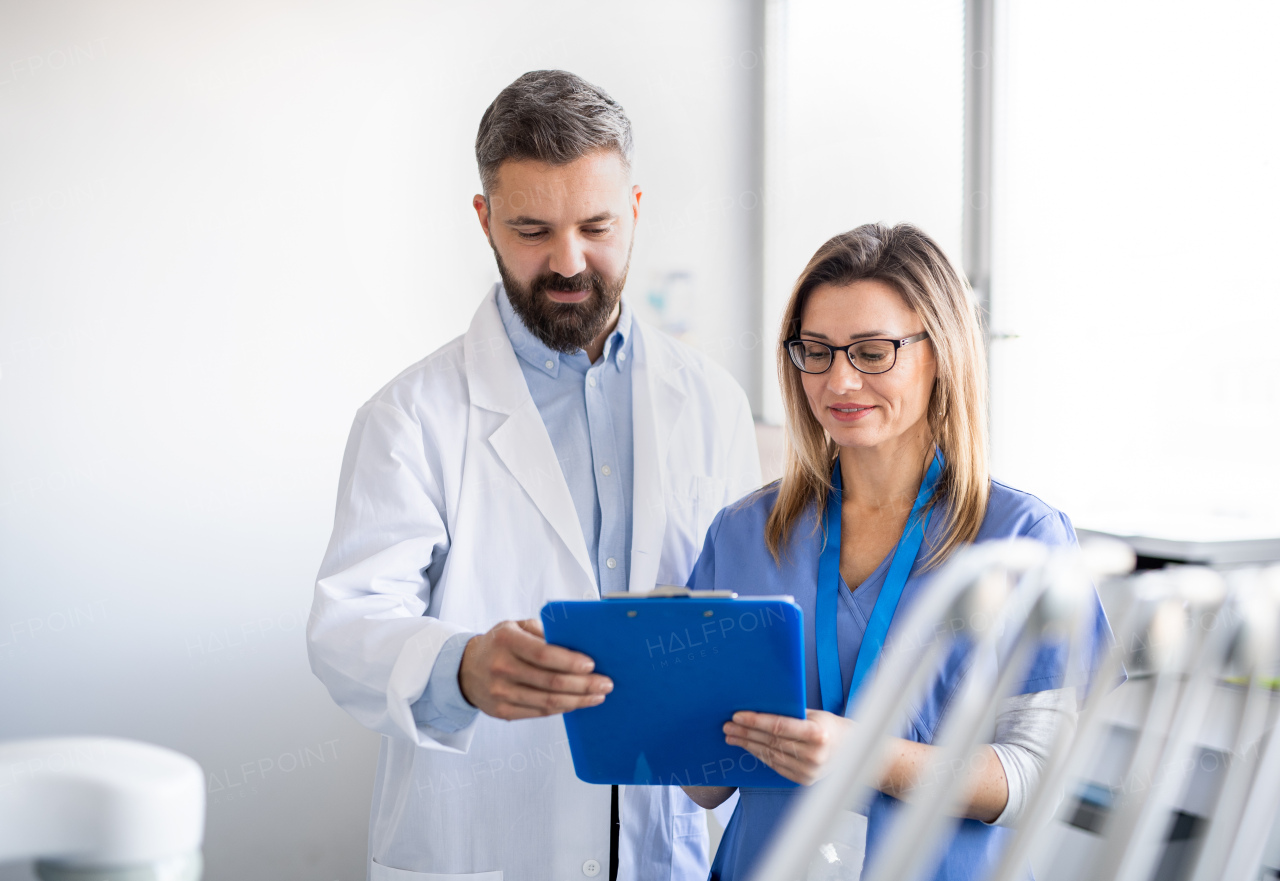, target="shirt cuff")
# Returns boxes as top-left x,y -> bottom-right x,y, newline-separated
411,631 -> 480,733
